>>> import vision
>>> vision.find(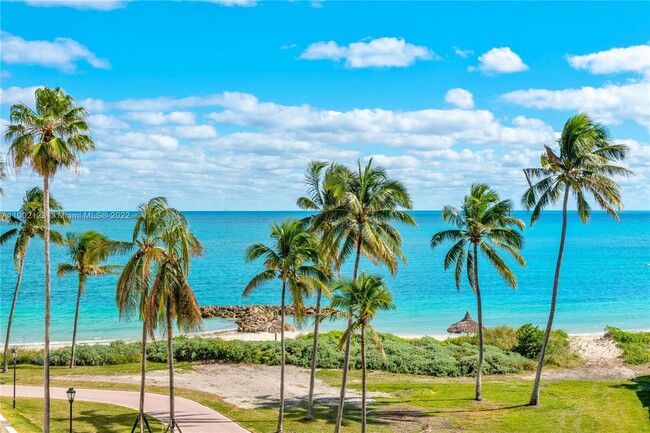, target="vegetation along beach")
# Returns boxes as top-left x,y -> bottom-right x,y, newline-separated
1,1 -> 649,433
